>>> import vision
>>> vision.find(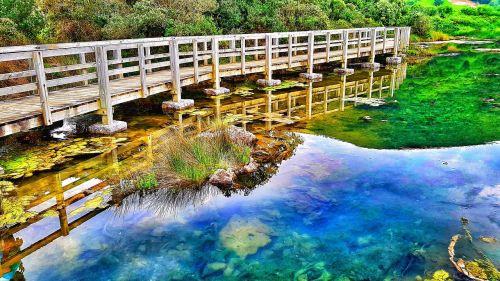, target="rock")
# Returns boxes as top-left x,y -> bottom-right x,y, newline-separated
293,262 -> 332,281
360,116 -> 372,122
202,262 -> 226,277
161,99 -> 195,112
299,73 -> 323,81
239,160 -> 259,174
227,126 -> 257,147
333,68 -> 354,75
256,79 -> 282,87
479,236 -> 497,244
0,166 -> 3,175
361,62 -> 381,70
219,216 -> 272,258
204,87 -> 230,96
209,169 -> 236,188
386,57 -> 402,65
88,120 -> 128,135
